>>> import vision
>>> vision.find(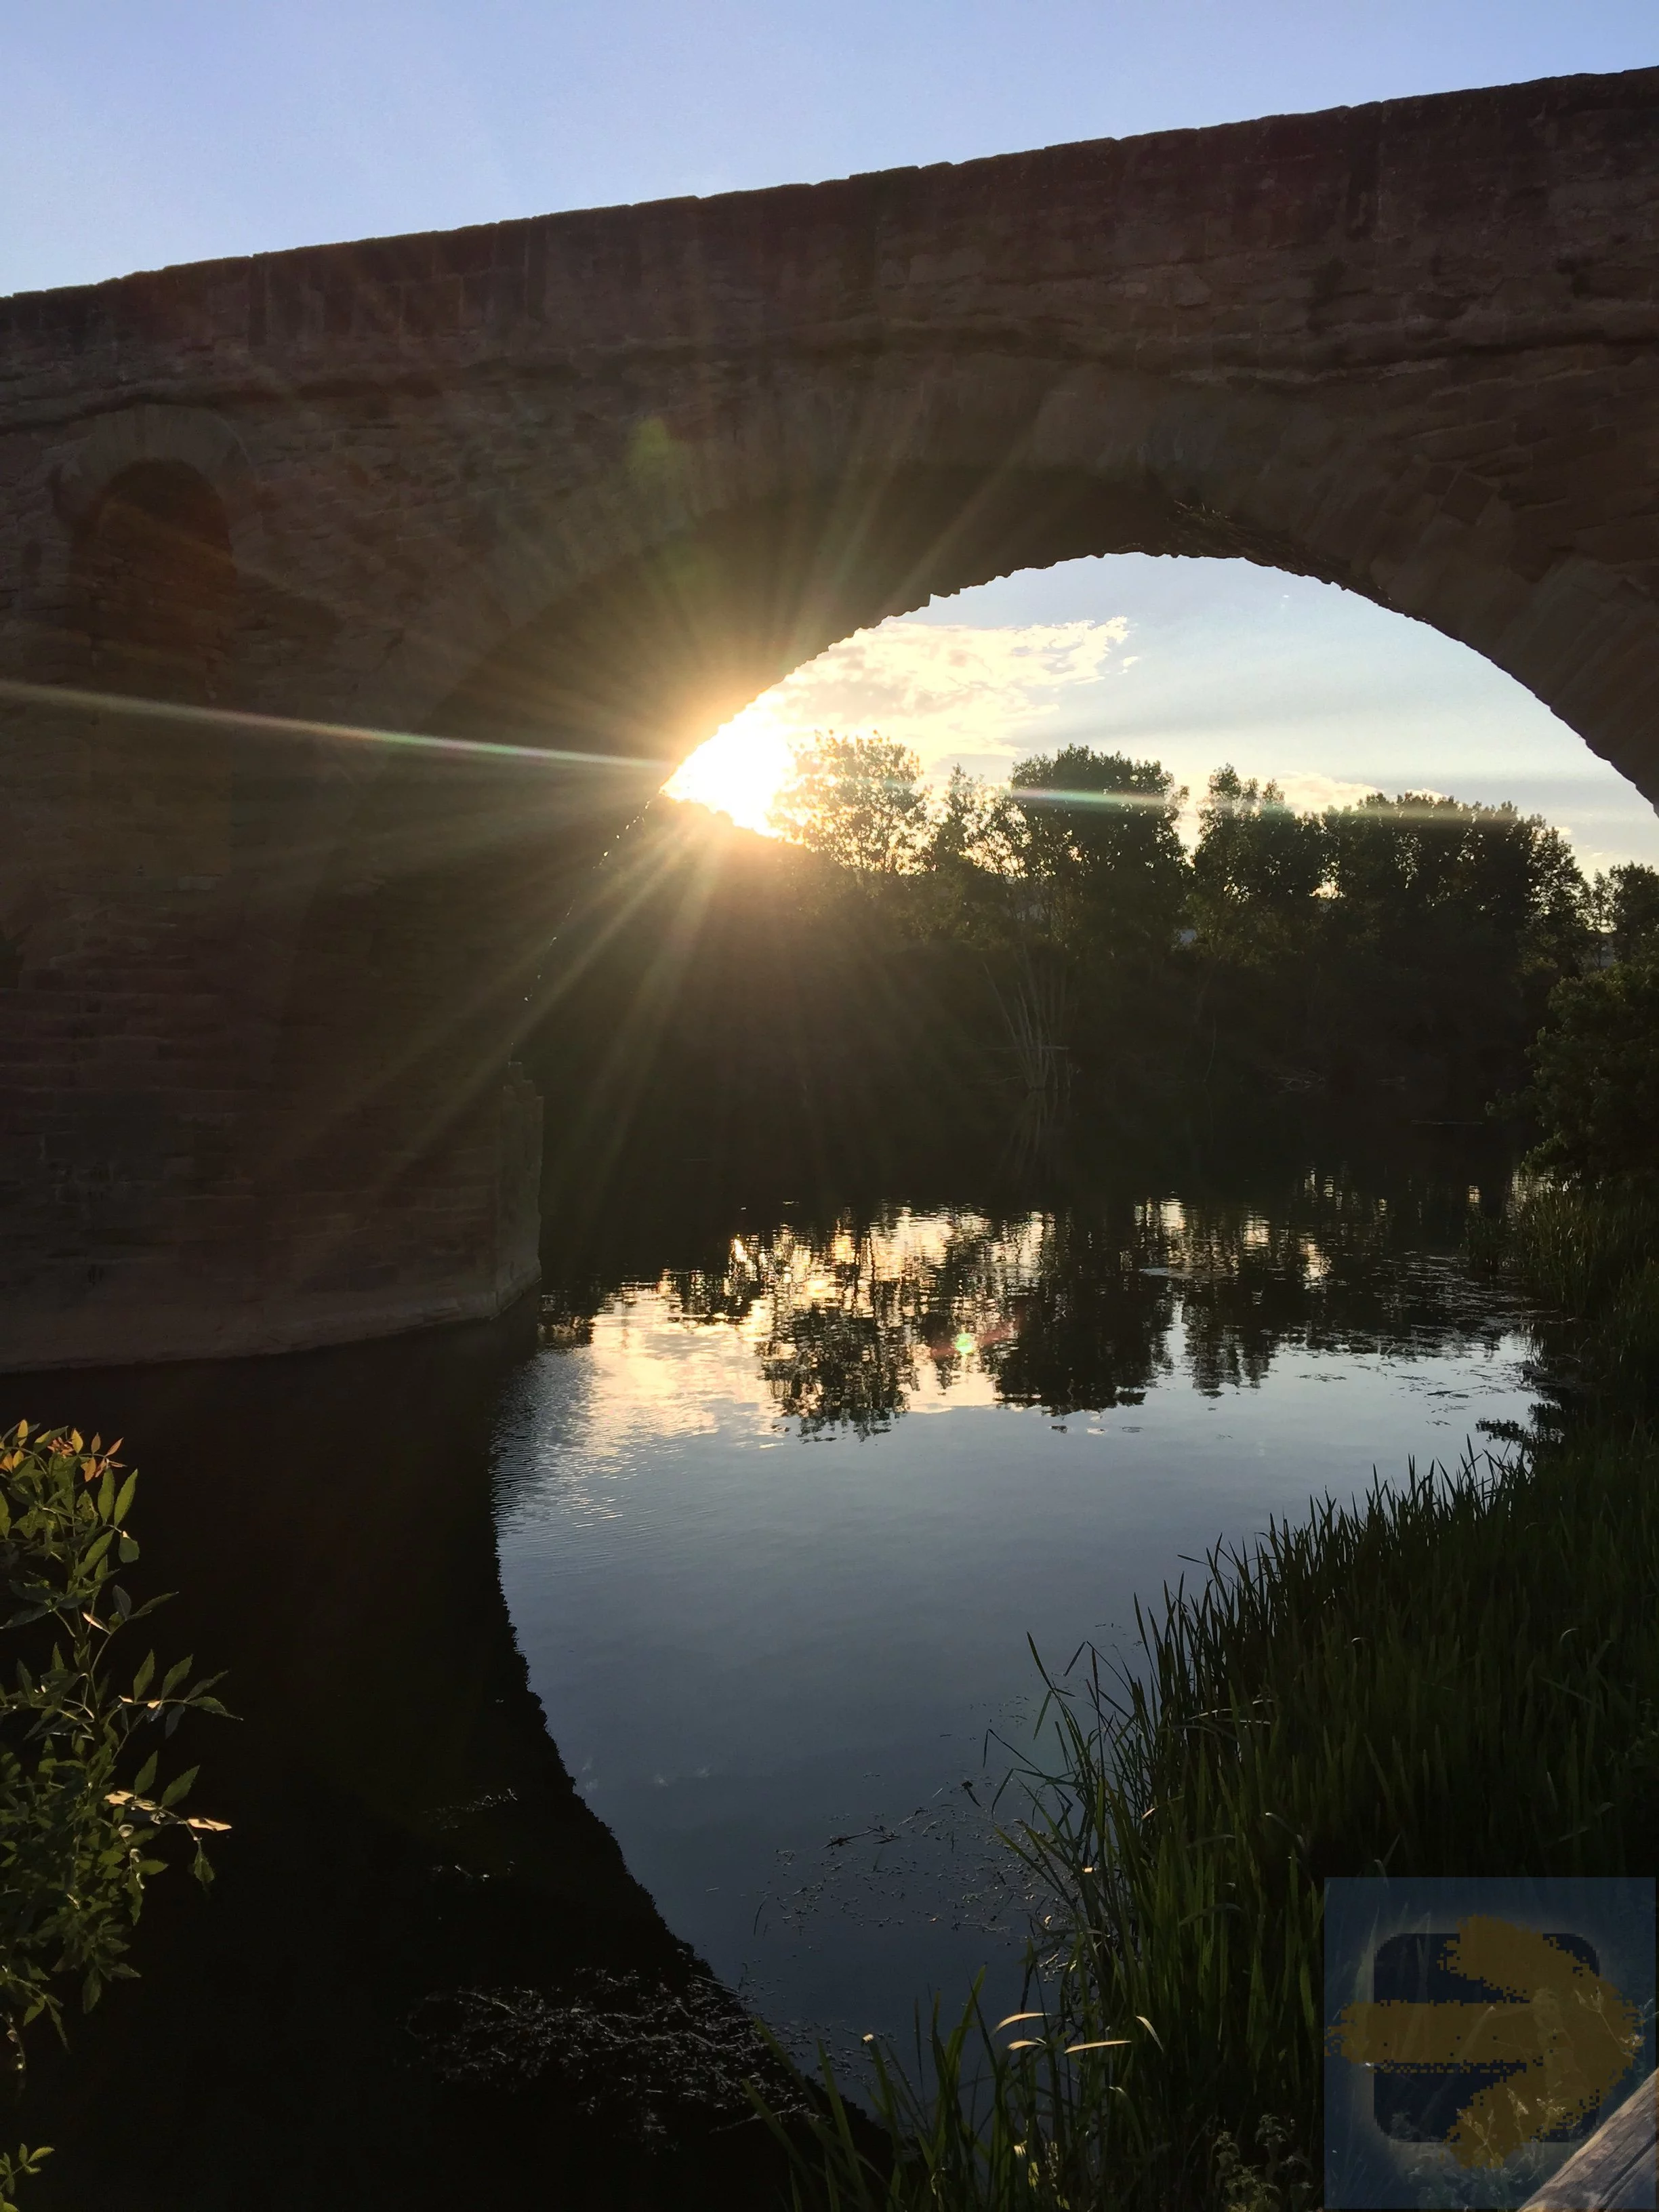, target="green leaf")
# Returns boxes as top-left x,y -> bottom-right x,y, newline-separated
0,1415 -> 227,2089
112,1474 -> 136,1526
